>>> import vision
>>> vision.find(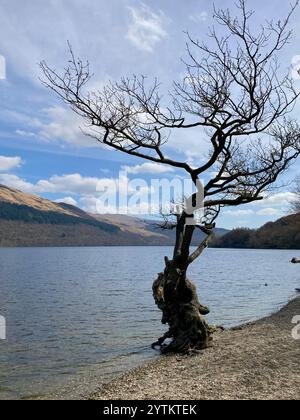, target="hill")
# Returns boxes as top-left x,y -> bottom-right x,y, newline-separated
213,212 -> 300,250
93,213 -> 228,245
0,185 -> 228,247
0,184 -> 119,231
